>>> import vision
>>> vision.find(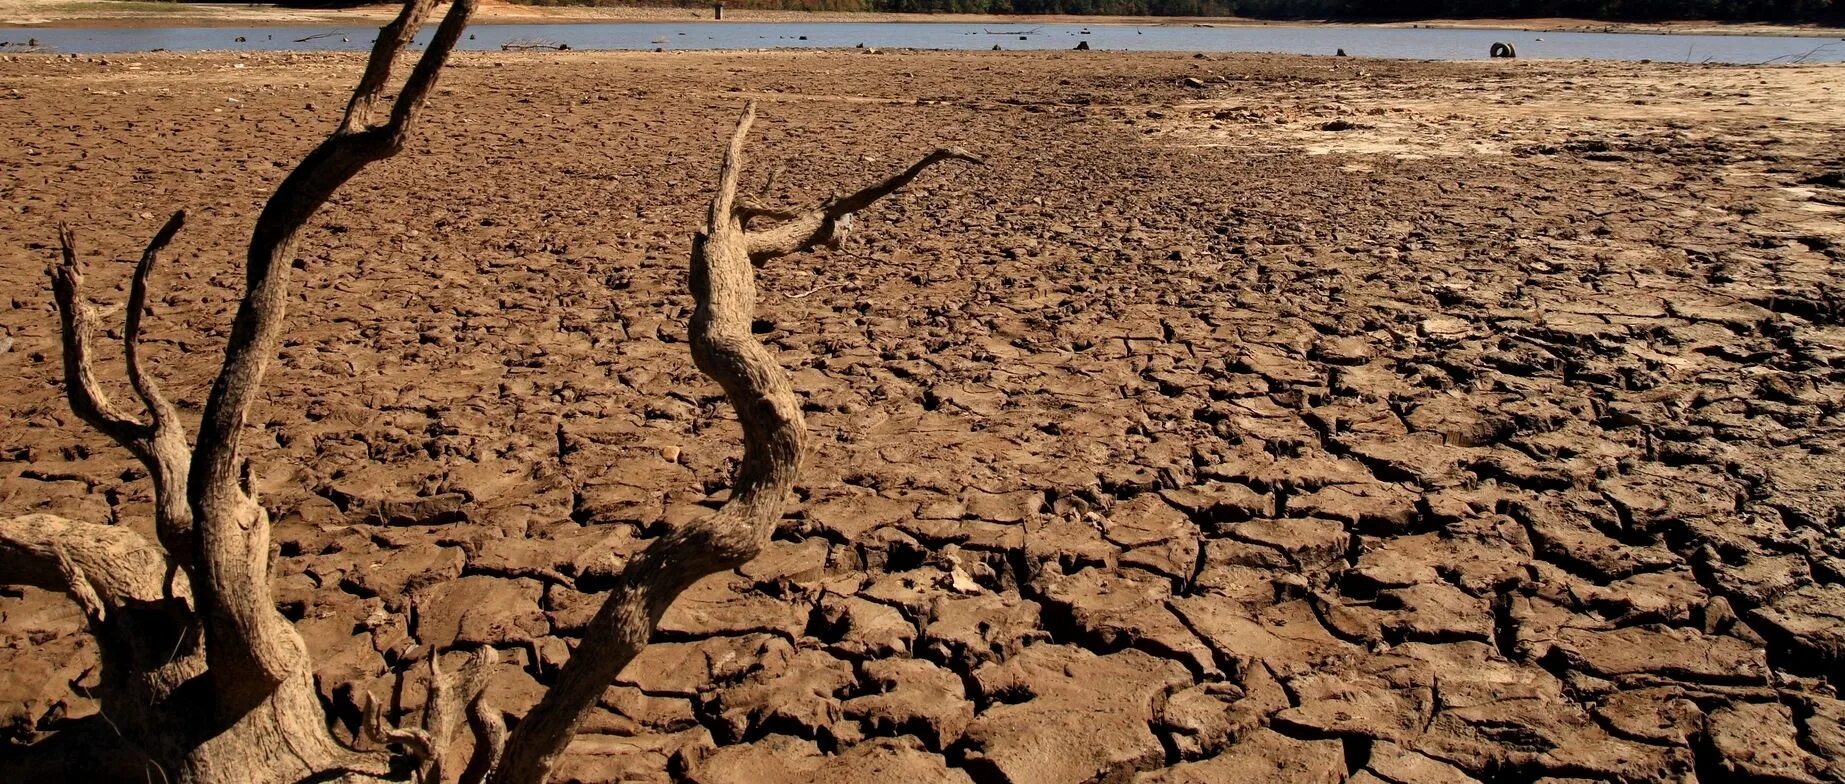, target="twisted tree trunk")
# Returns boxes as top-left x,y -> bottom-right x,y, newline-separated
5,21 -> 978,782
2,1 -> 480,781
486,104 -> 980,784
